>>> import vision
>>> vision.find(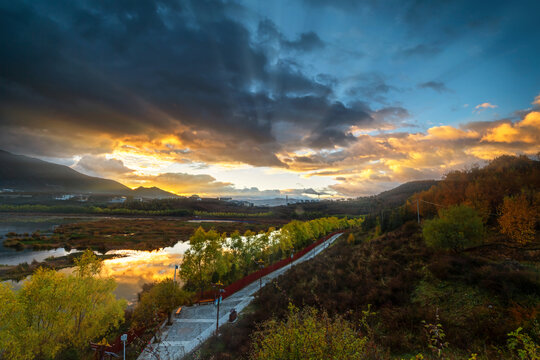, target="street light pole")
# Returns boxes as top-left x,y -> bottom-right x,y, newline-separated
121,333 -> 127,360
216,290 -> 221,334
213,282 -> 224,335
257,259 -> 264,291
174,264 -> 179,283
